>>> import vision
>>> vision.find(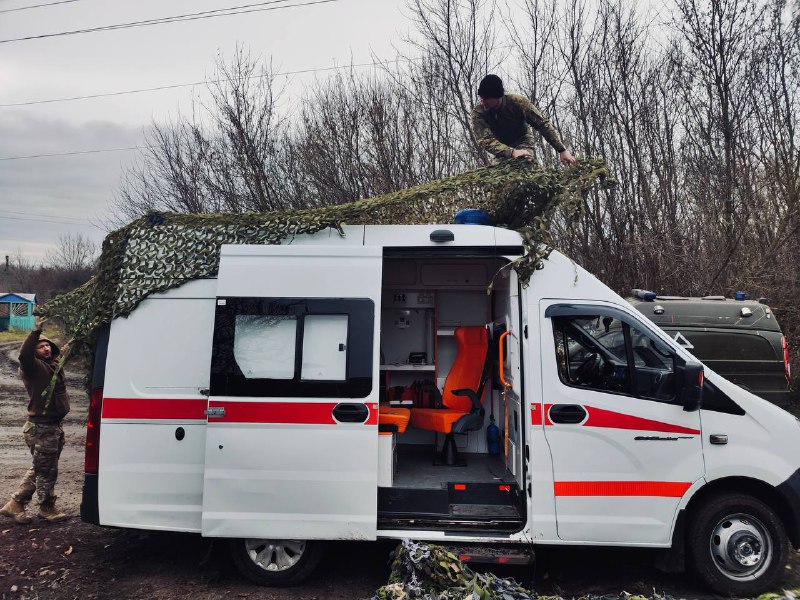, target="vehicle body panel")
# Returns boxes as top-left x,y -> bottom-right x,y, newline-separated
201,244 -> 383,540
87,226 -> 800,557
